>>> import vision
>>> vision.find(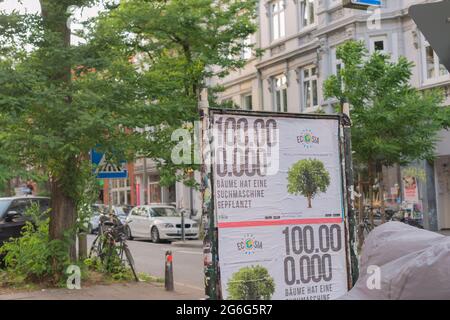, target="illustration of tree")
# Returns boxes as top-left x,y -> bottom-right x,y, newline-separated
287,159 -> 330,208
227,265 -> 275,300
